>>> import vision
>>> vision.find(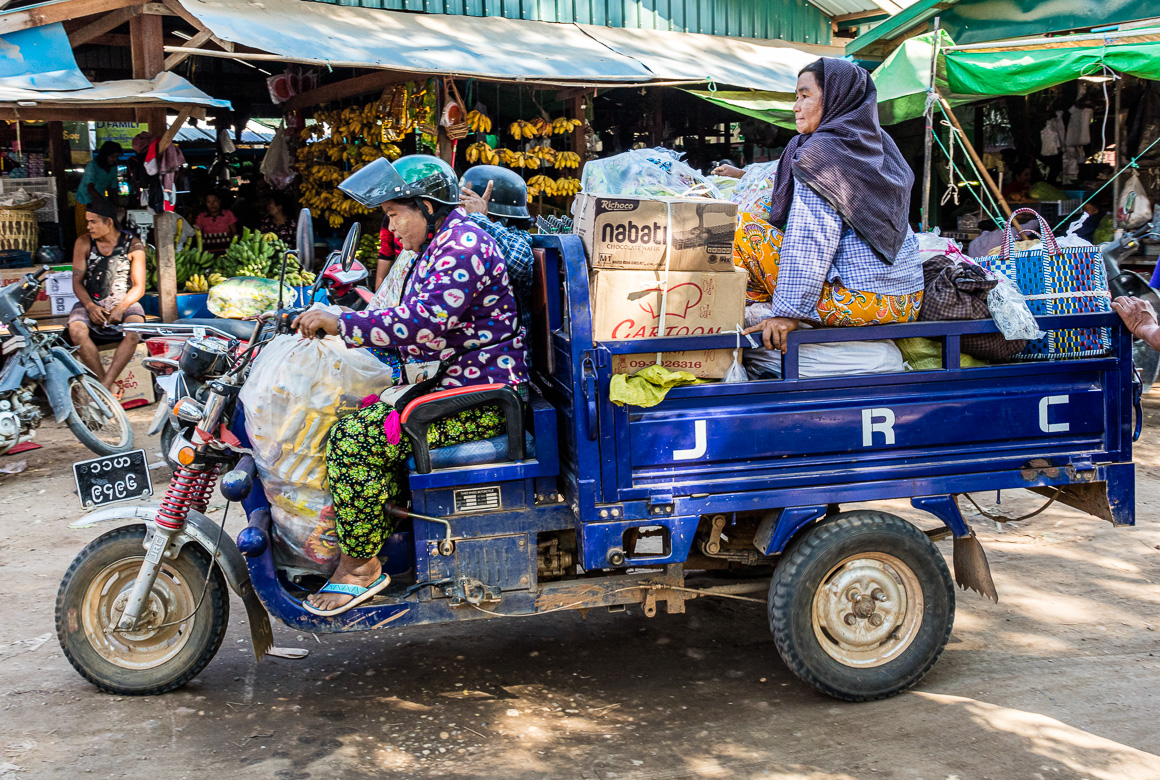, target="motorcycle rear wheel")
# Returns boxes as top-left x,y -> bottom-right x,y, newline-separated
66,374 -> 134,455
56,524 -> 229,695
